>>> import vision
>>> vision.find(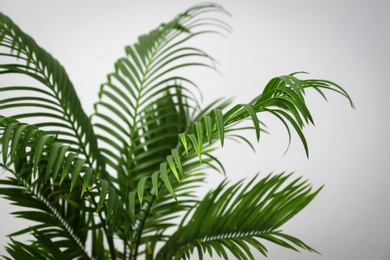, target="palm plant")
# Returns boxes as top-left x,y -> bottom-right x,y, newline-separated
0,3 -> 354,260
